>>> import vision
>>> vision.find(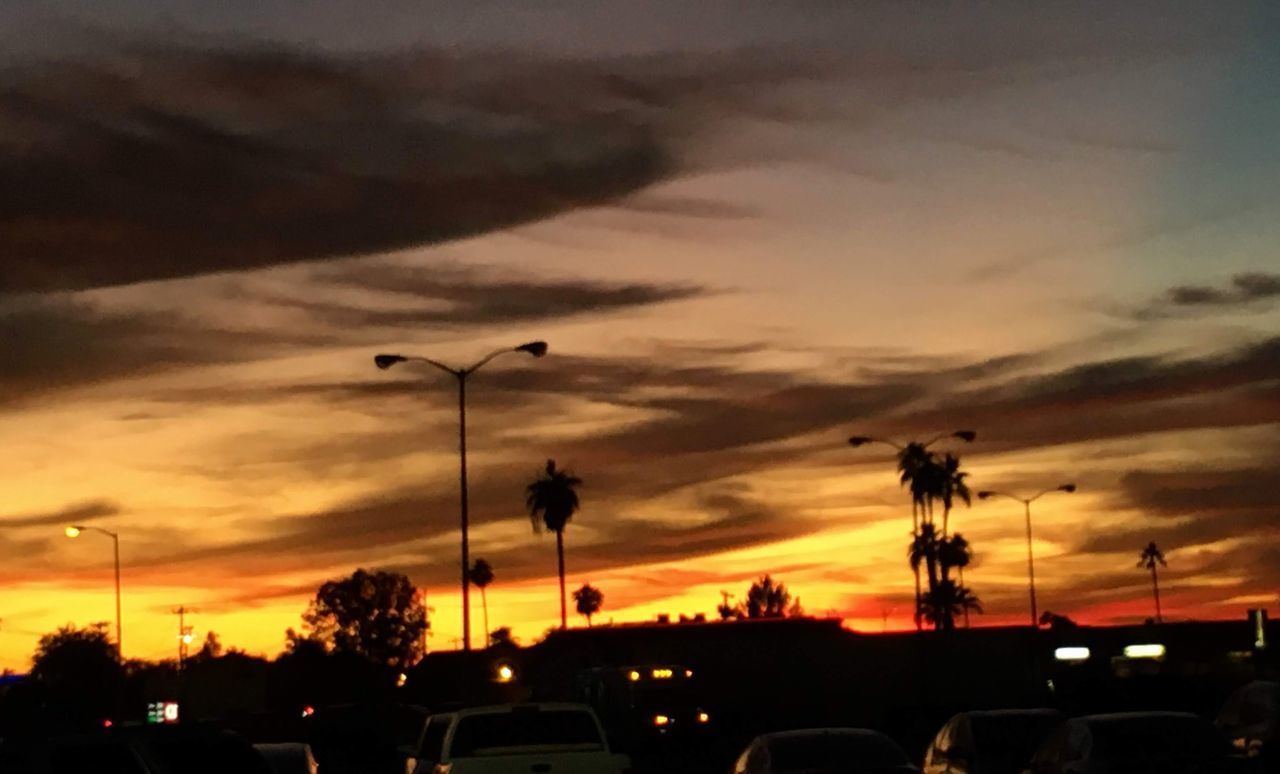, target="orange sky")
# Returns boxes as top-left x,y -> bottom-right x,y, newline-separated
2,1 -> 1279,669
